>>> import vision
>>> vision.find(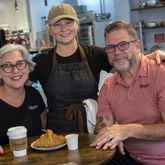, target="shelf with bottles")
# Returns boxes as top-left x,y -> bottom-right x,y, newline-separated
129,0 -> 165,52
134,21 -> 165,29
131,3 -> 165,11
141,25 -> 165,29
130,0 -> 165,10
